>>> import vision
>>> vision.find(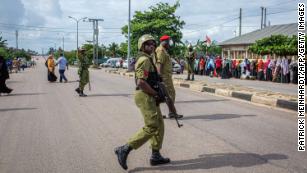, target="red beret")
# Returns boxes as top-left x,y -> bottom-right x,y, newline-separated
160,35 -> 170,41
